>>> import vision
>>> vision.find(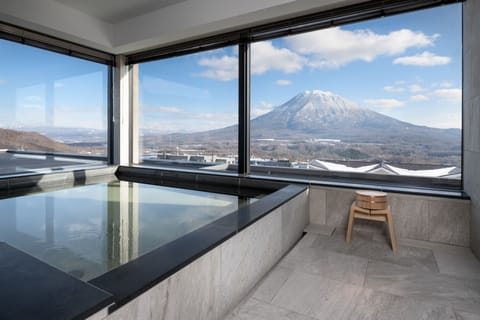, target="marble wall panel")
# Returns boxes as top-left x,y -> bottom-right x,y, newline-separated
282,190 -> 309,253
310,186 -> 470,247
309,187 -> 326,225
325,188 -> 355,227
428,199 -> 470,246
219,208 -> 283,317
